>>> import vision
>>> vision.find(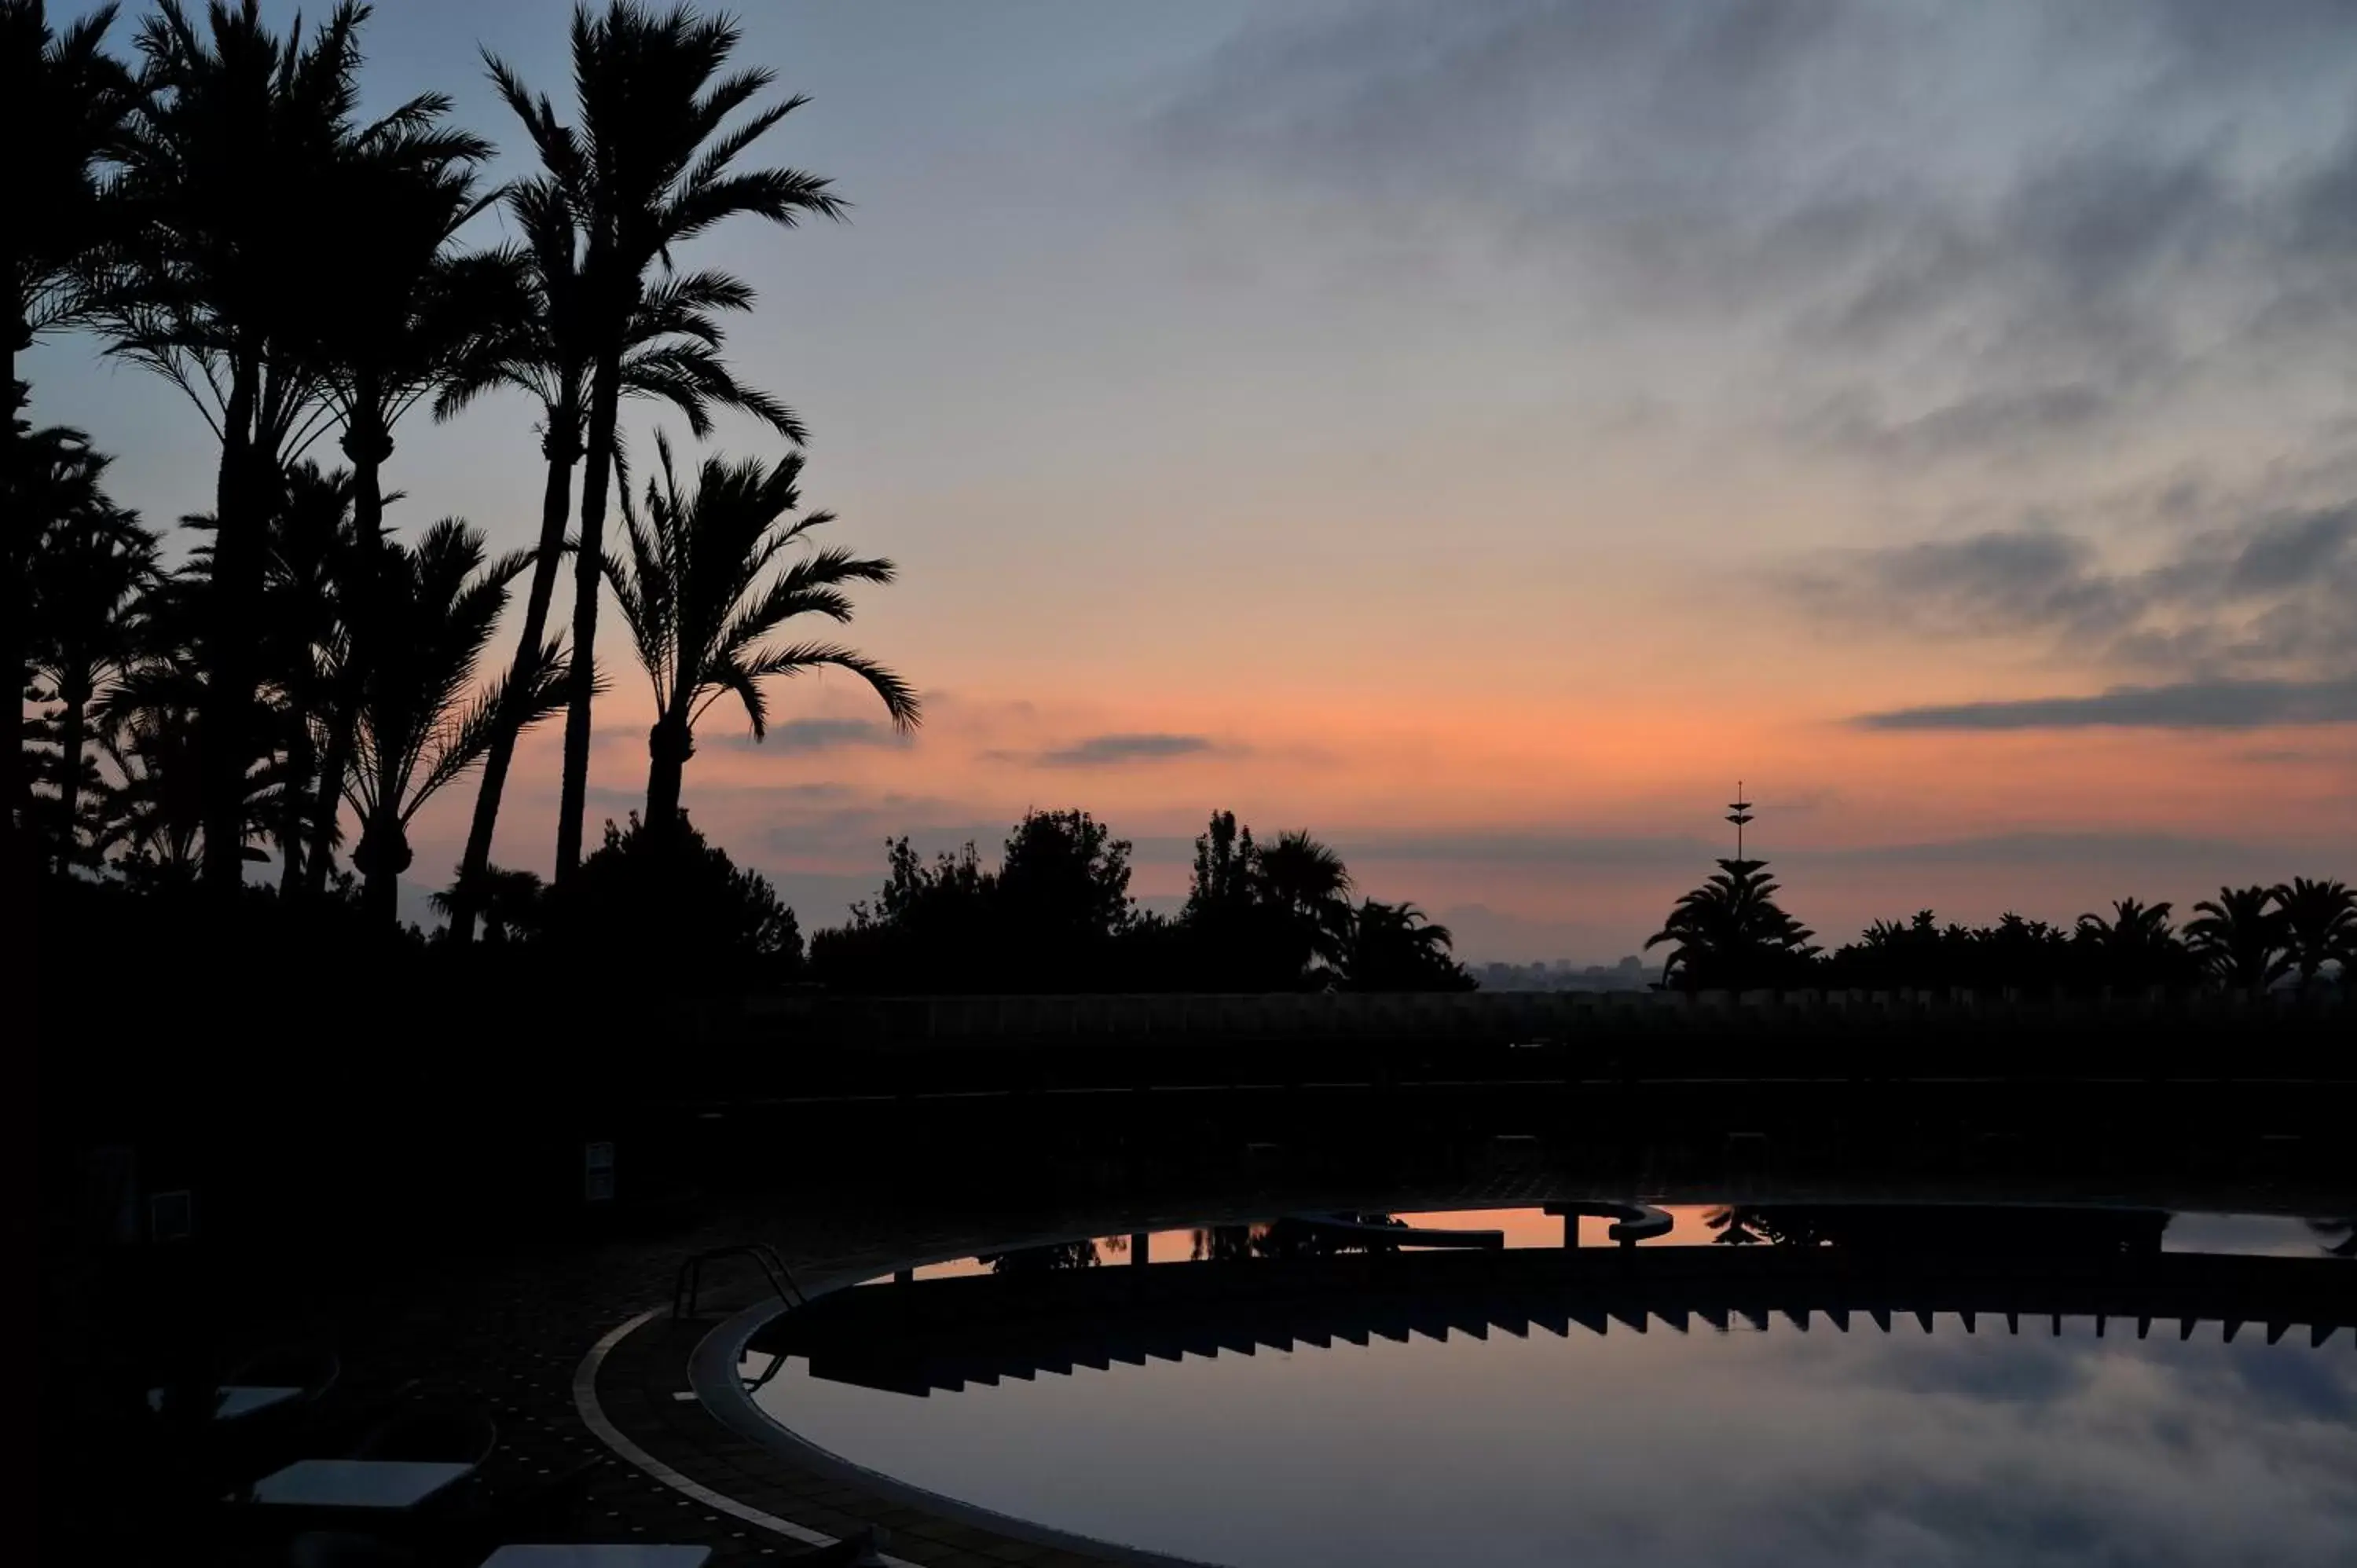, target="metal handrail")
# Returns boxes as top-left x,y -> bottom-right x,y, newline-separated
673,1243 -> 806,1319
